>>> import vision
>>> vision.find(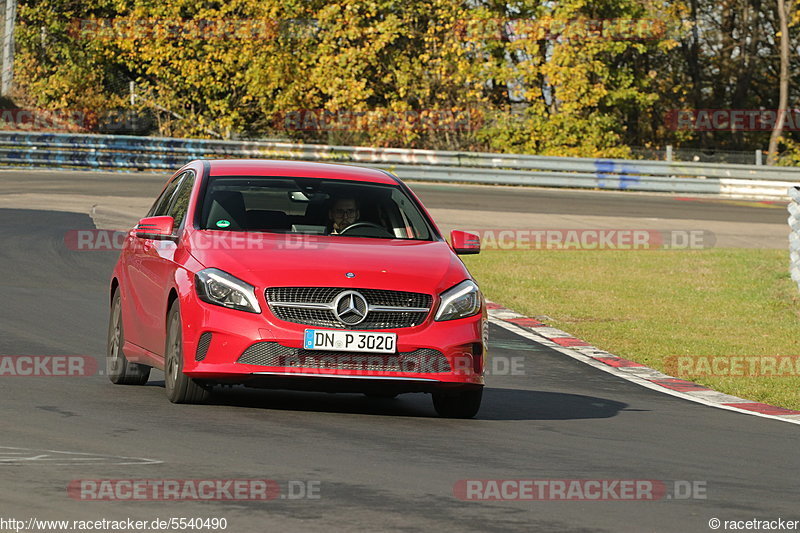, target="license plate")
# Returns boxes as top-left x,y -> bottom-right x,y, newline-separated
303,329 -> 396,354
